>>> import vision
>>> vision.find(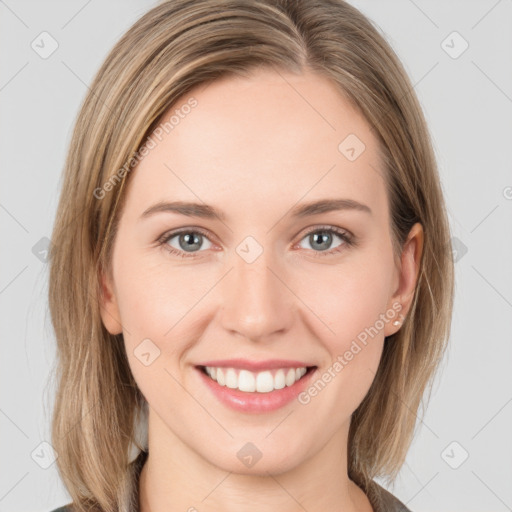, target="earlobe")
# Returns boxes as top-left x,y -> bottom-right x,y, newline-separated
98,267 -> 123,335
385,222 -> 424,336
